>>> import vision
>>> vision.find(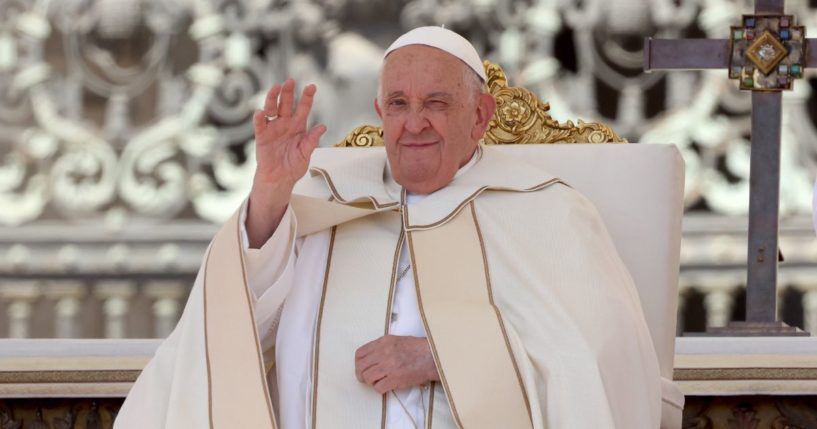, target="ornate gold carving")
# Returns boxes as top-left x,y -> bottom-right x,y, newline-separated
339,125 -> 384,147
336,61 -> 626,147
